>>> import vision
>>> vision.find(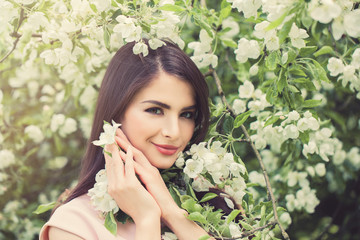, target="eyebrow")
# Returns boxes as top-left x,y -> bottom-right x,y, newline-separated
141,100 -> 196,111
